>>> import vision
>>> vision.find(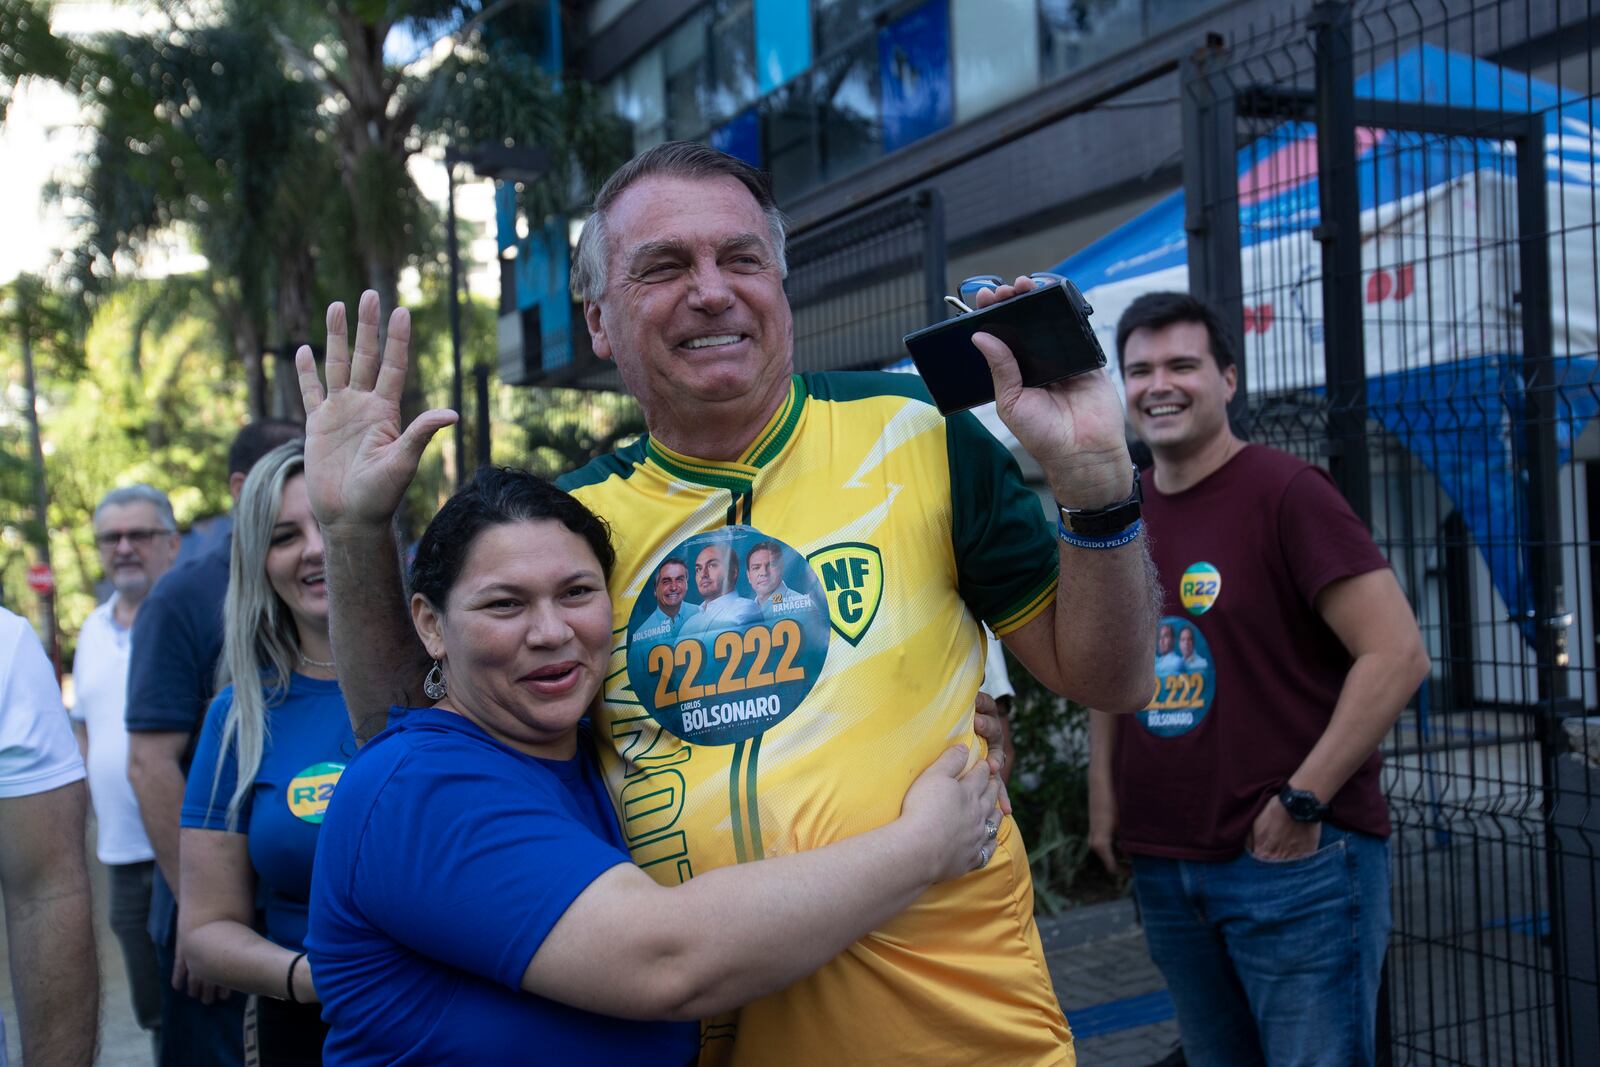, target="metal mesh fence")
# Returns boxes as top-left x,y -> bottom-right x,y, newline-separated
1183,1 -> 1600,1061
